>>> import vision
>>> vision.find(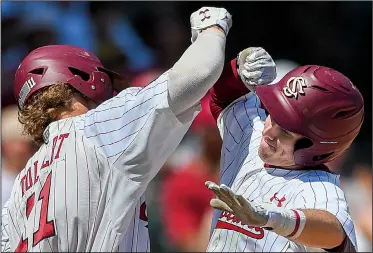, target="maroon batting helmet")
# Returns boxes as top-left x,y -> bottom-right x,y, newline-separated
256,65 -> 364,166
14,45 -> 126,110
